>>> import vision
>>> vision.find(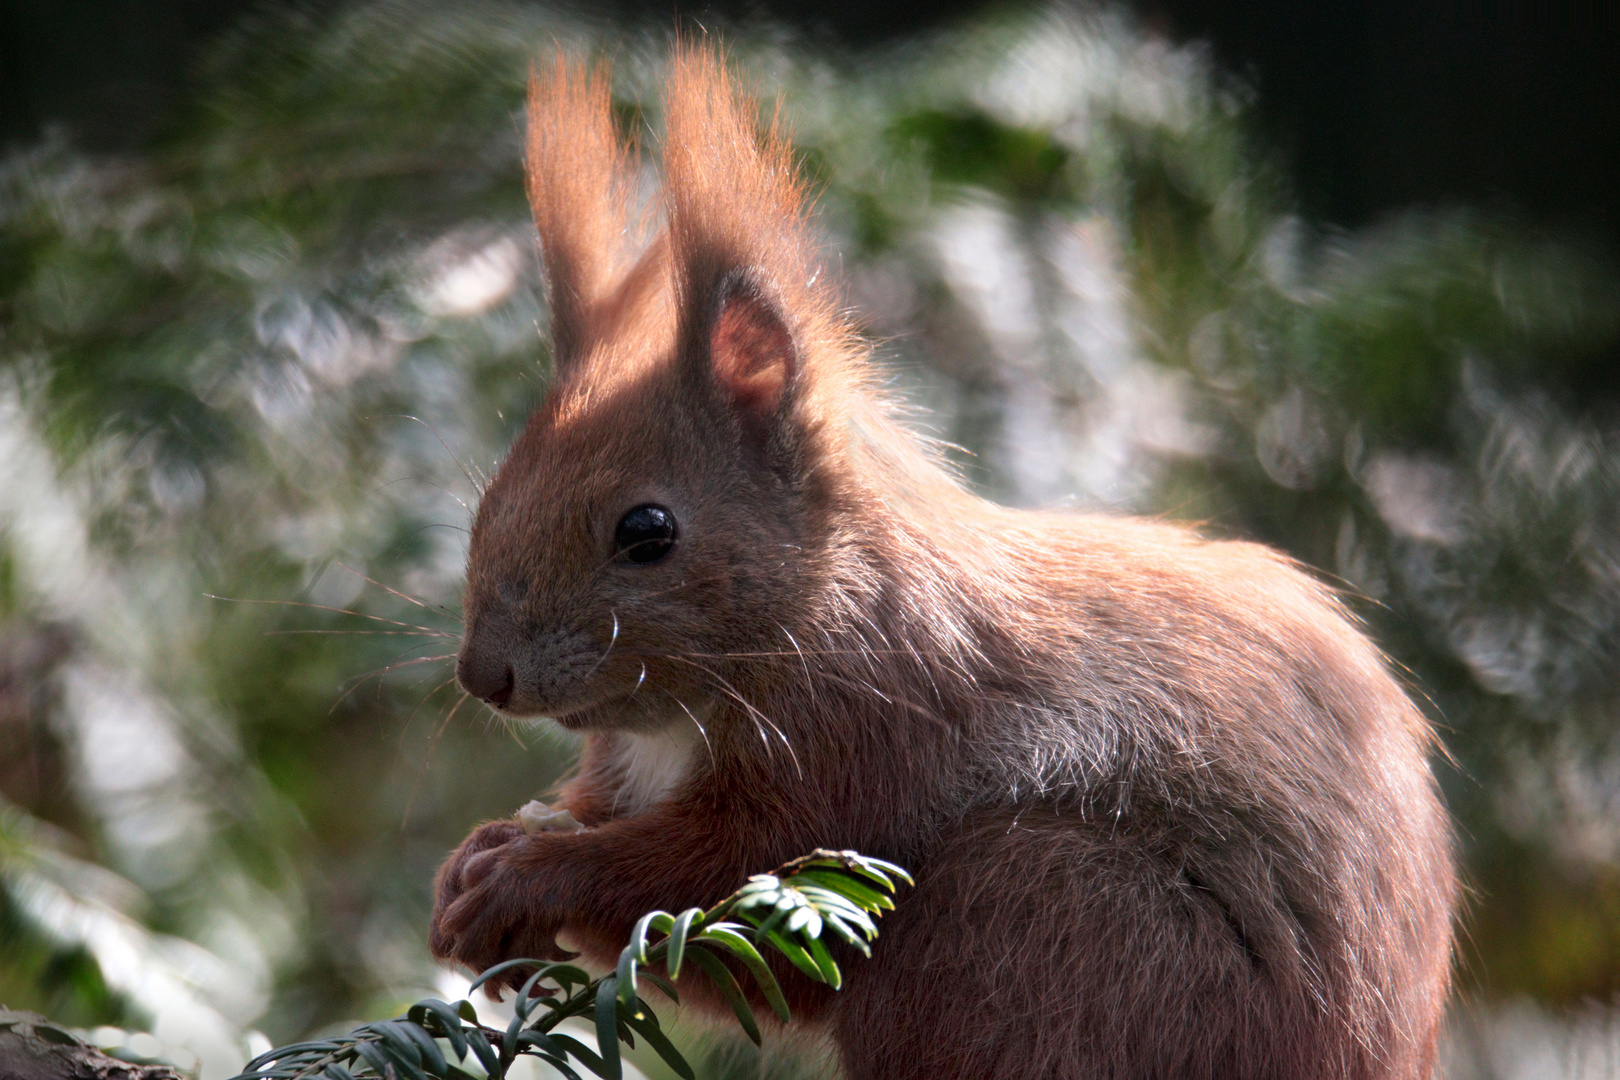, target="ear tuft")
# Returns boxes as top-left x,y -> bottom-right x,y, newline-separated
710,283 -> 796,416
526,54 -> 640,367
